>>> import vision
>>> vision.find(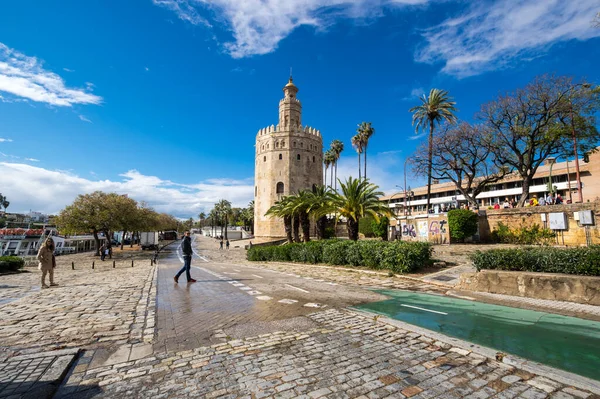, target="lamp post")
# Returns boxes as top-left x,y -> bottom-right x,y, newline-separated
569,83 -> 591,203
546,157 -> 556,197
